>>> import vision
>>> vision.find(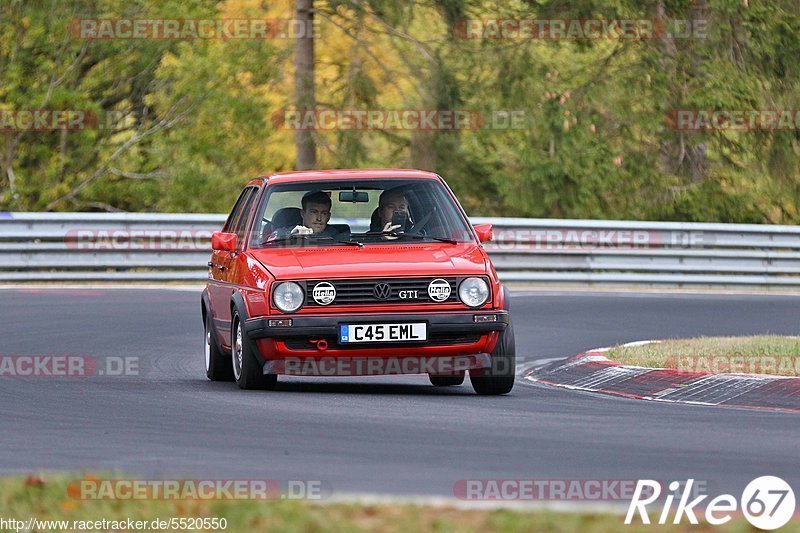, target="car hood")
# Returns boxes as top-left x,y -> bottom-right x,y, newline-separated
250,242 -> 488,280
